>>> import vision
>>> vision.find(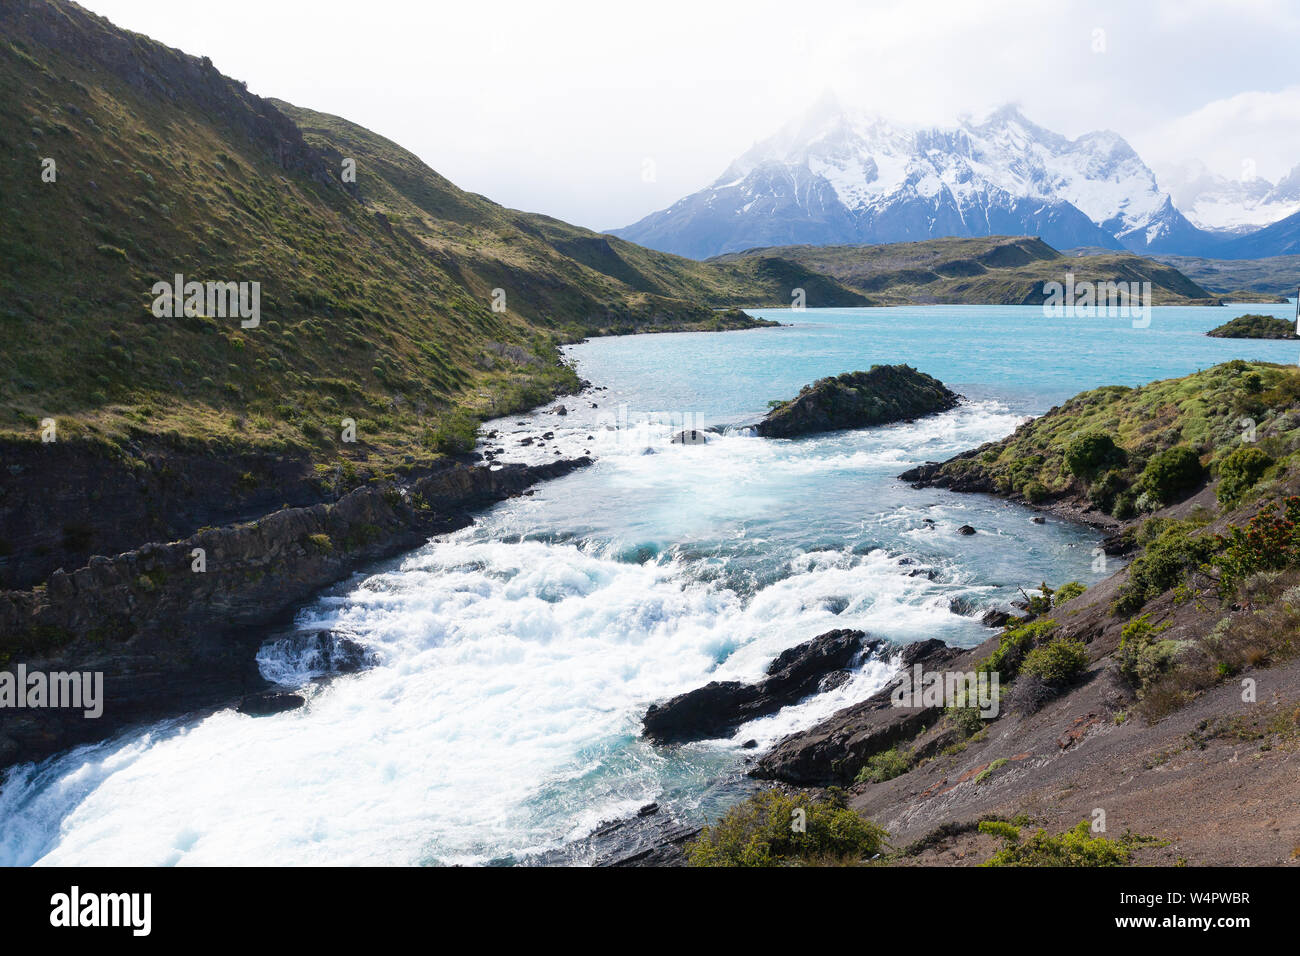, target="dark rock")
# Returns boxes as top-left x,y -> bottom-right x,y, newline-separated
1101,531 -> 1137,556
899,449 -> 996,493
237,691 -> 305,716
981,609 -> 1012,629
637,802 -> 660,817
642,629 -> 876,744
670,429 -> 709,445
948,595 -> 978,616
957,524 -> 976,535
756,365 -> 960,439
752,637 -> 959,786
899,638 -> 949,666
741,739 -> 758,749
1031,516 -> 1046,524
553,405 -> 568,416
819,670 -> 852,692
